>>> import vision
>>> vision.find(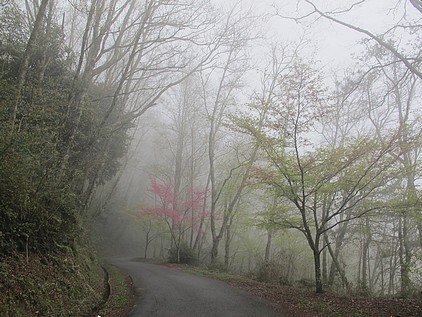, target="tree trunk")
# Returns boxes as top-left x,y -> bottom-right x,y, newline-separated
193,174 -> 210,251
224,215 -> 235,270
224,224 -> 231,270
326,209 -> 351,287
159,237 -> 164,258
264,228 -> 273,262
324,234 -> 350,291
418,221 -> 422,249
313,249 -> 324,293
398,216 -> 411,296
210,238 -> 219,267
361,241 -> 368,291
322,247 -> 327,286
33,0 -> 54,103
189,123 -> 195,248
58,0 -> 99,179
11,0 -> 50,132
380,254 -> 385,295
144,231 -> 150,259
